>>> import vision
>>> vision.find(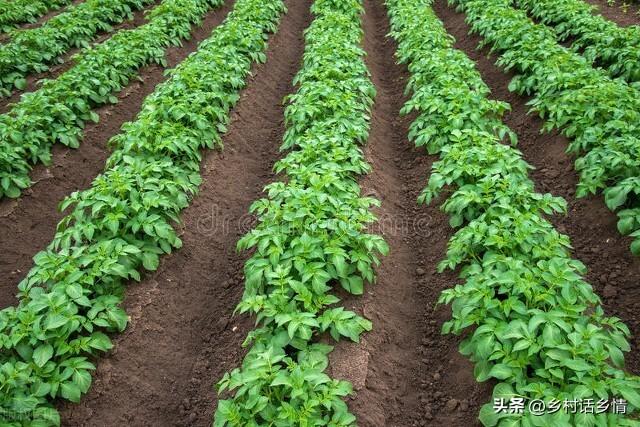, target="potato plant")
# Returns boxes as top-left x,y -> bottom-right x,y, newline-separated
0,0 -> 225,201
0,0 -> 158,96
0,0 -> 72,33
450,0 -> 640,257
387,0 -> 640,425
0,0 -> 284,423
515,0 -> 640,83
214,0 -> 387,425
